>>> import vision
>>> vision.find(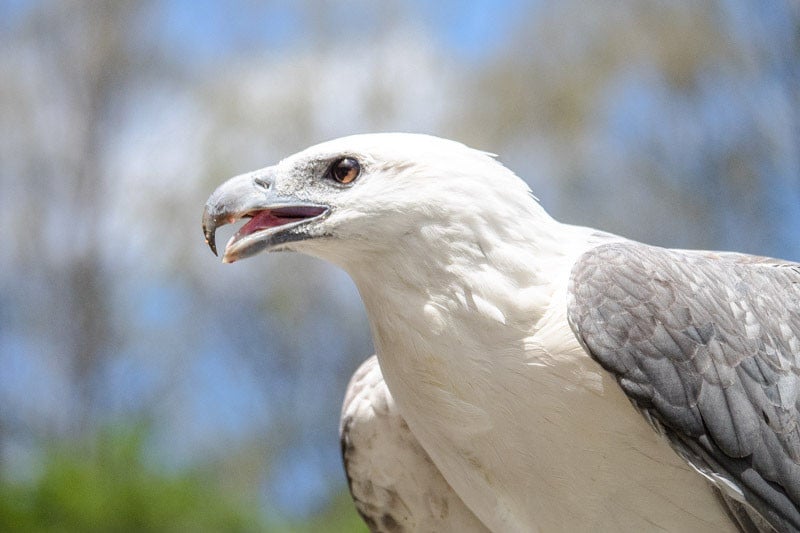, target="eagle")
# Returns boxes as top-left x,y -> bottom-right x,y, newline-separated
203,133 -> 800,532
